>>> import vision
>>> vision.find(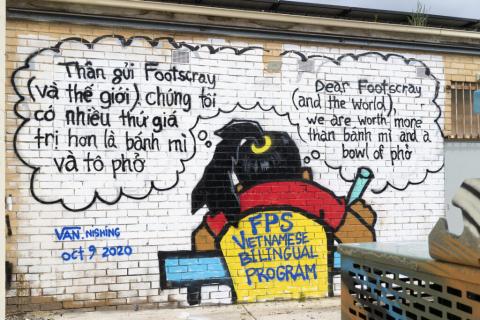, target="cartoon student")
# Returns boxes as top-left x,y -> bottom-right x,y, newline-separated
191,120 -> 376,252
